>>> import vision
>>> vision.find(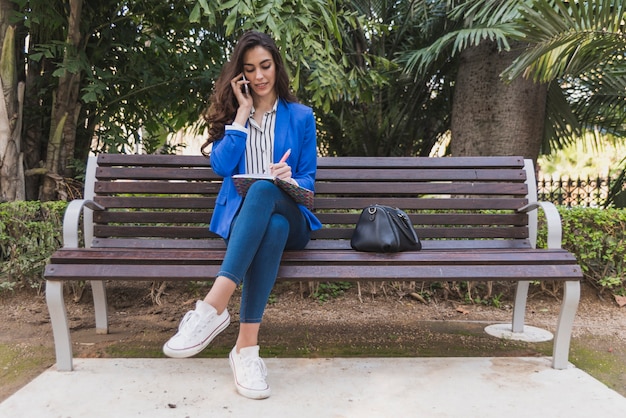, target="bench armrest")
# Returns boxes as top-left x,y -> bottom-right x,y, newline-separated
62,199 -> 104,248
517,201 -> 562,249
